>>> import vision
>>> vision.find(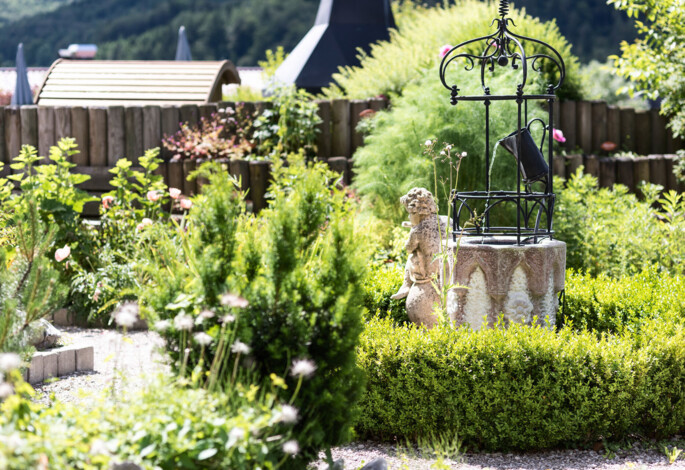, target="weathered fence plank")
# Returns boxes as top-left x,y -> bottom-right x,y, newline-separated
89,107 -> 107,167
179,104 -> 199,129
559,101 -> 577,151
229,159 -> 250,193
648,155 -> 667,188
106,106 -> 125,167
650,109 -> 666,155
584,154 -> 600,178
620,108 -> 636,152
615,157 -> 635,192
249,160 -> 271,212
575,101 -> 592,153
315,100 -> 332,161
331,99 -> 351,158
37,107 -> 55,157
634,111 -> 651,156
167,160 -> 184,192
54,107 -> 72,142
160,106 -> 180,160
633,156 -> 650,194
565,154 -> 583,178
71,106 -> 89,165
350,100 -> 369,156
20,105 -> 38,149
328,156 -> 350,185
598,157 -> 616,188
5,107 -> 21,162
606,106 -> 621,148
199,103 -> 218,122
142,105 -> 162,153
0,106 -> 5,164
125,106 -> 143,164
553,155 -> 565,178
182,159 -> 196,196
591,101 -> 607,152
